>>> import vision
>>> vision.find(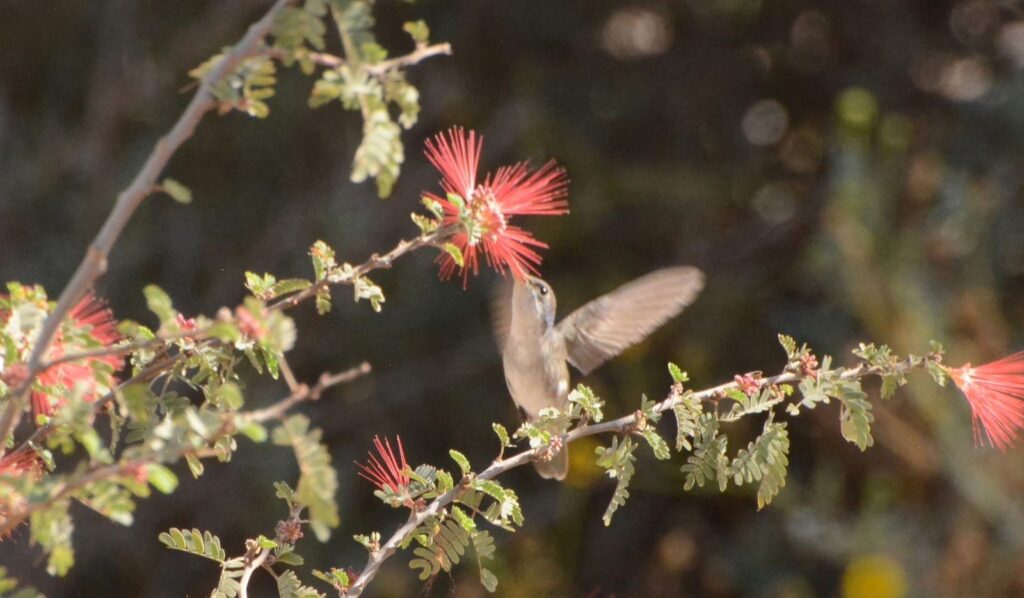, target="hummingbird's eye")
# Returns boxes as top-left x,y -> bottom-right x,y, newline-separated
538,284 -> 549,296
